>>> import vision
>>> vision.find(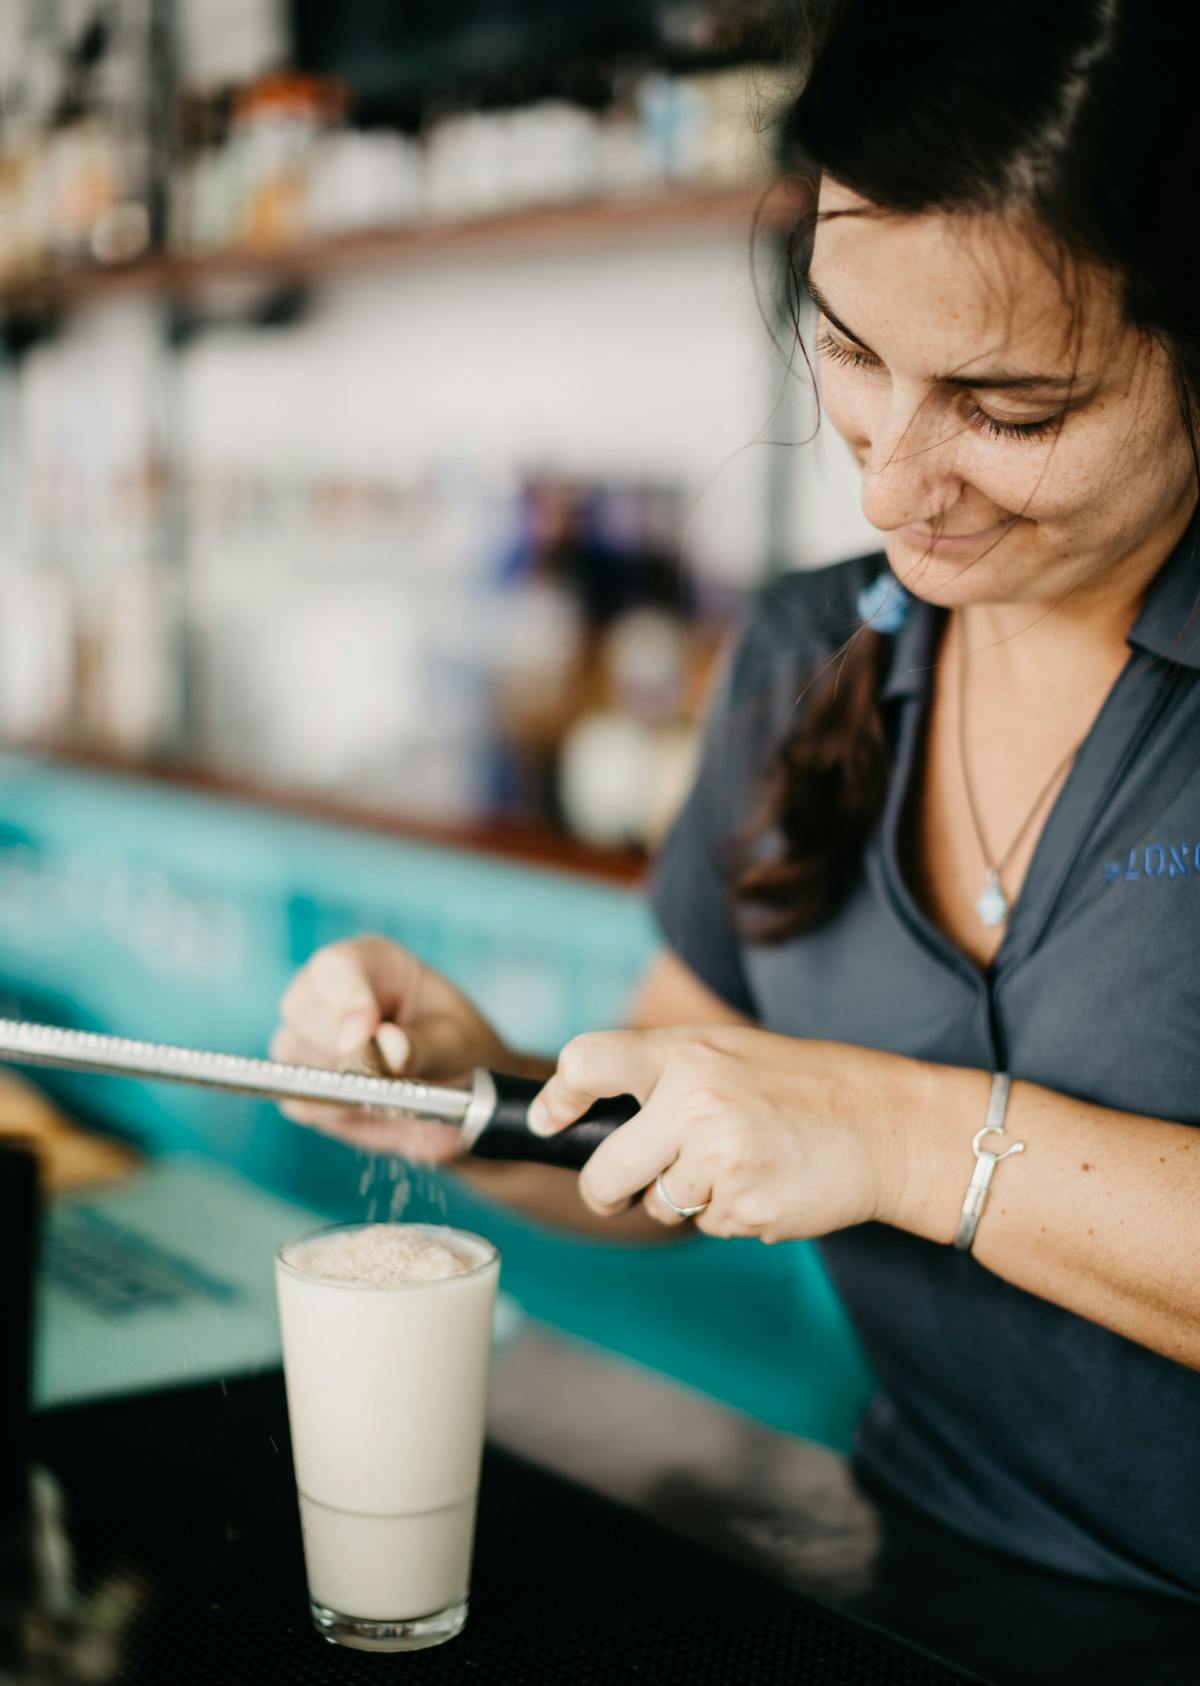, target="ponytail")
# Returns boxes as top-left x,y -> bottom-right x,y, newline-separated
734,626 -> 892,938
